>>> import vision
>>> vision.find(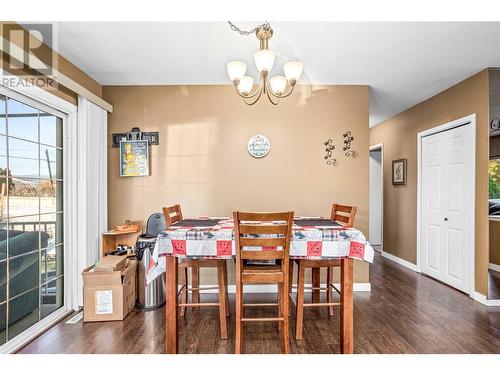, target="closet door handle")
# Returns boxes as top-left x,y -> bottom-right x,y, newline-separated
444,217 -> 448,221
